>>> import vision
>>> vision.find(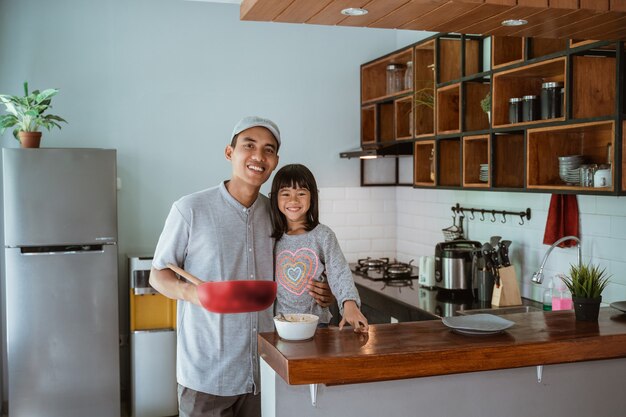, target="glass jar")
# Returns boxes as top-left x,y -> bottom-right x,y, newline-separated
404,61 -> 413,91
508,97 -> 523,124
540,81 -> 564,119
522,95 -> 538,122
386,64 -> 406,95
